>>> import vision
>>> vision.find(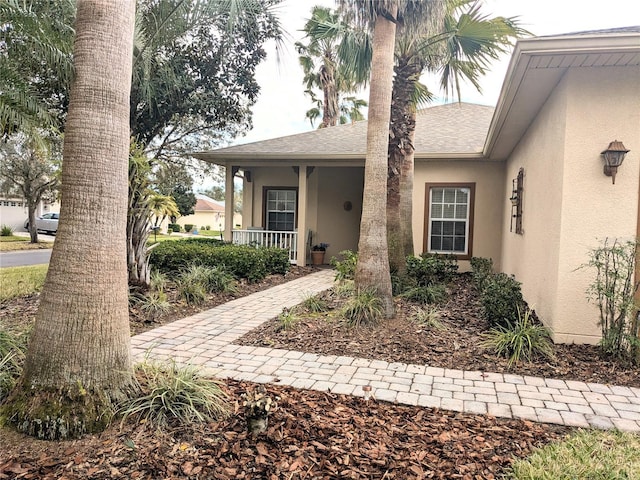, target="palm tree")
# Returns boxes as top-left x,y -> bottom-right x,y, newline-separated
149,193 -> 180,228
387,0 -> 527,274
3,0 -> 137,440
296,6 -> 369,128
